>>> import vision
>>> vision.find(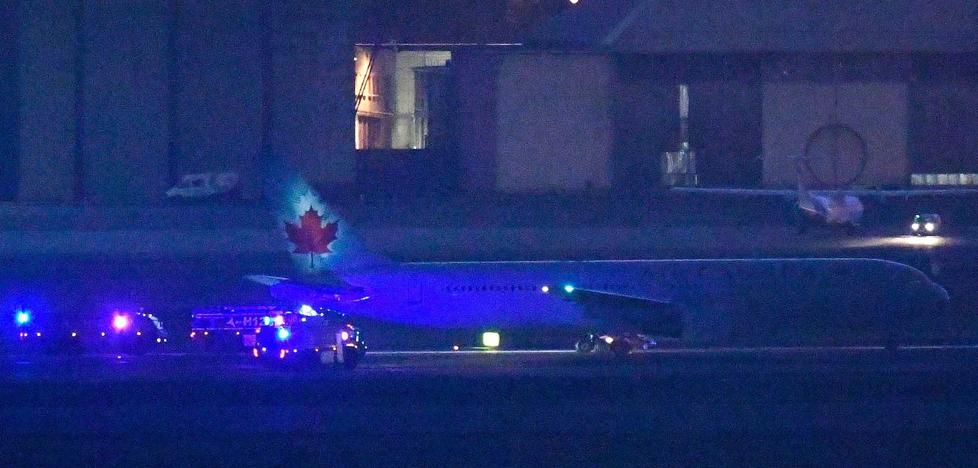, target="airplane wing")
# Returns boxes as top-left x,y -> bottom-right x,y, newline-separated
670,187 -> 795,197
556,287 -> 684,338
245,271 -> 354,289
558,287 -> 670,306
244,273 -> 369,305
244,275 -> 290,286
